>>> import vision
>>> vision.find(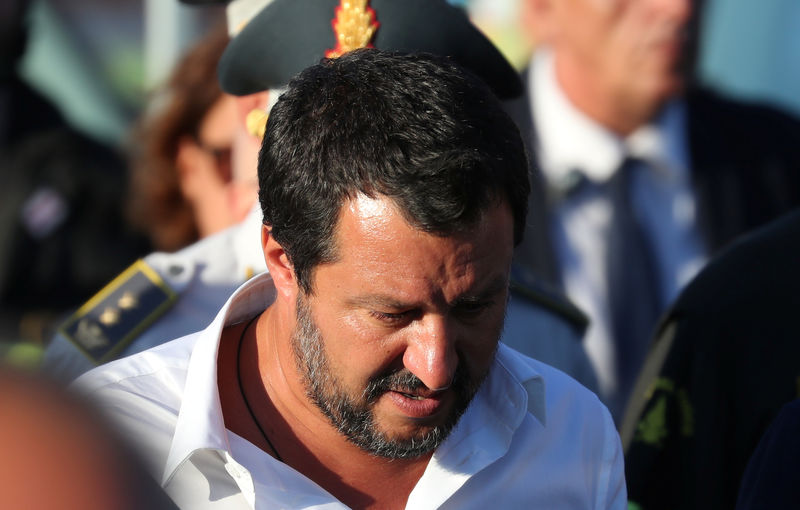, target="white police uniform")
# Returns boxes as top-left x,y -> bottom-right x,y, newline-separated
42,205 -> 266,380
